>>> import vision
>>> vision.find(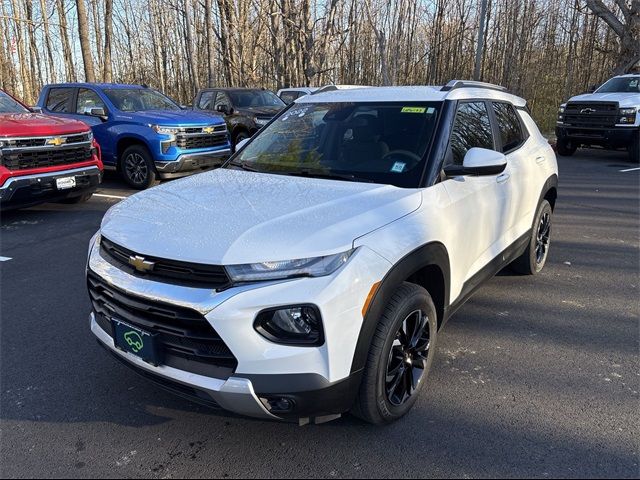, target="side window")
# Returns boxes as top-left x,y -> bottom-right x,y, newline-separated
46,88 -> 74,113
448,101 -> 494,165
198,91 -> 215,110
76,88 -> 106,114
280,91 -> 299,105
493,102 -> 525,153
213,92 -> 231,110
